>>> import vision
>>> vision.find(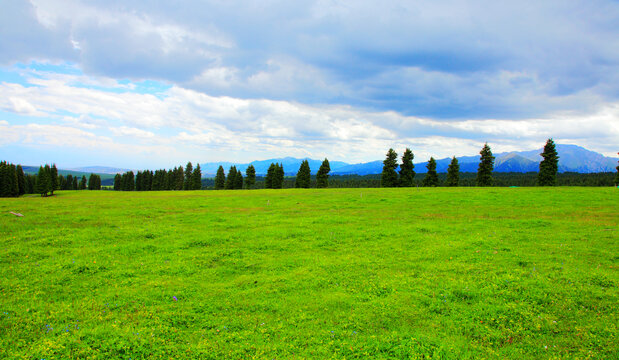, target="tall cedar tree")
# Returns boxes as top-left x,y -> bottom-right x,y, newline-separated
191,164 -> 202,190
316,158 -> 330,188
272,164 -> 284,189
399,148 -> 415,187
50,164 -> 58,195
445,157 -> 460,186
245,165 -> 256,189
215,166 -> 226,189
36,165 -> 51,196
114,174 -> 122,190
423,157 -> 439,187
265,163 -> 275,189
476,143 -> 495,186
184,162 -> 193,190
295,160 -> 311,188
538,138 -> 559,186
381,148 -> 399,187
225,166 -> 237,189
234,169 -> 244,189
16,165 -> 25,195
